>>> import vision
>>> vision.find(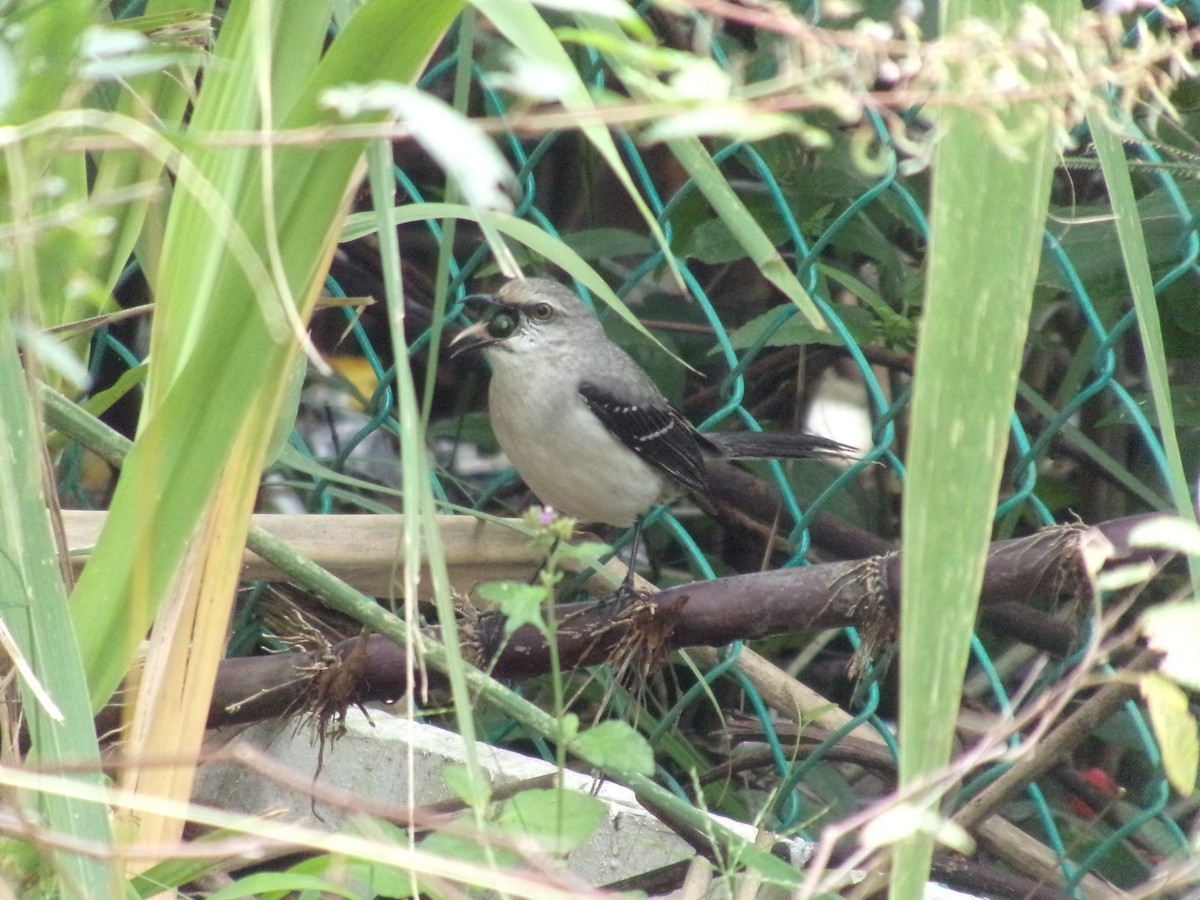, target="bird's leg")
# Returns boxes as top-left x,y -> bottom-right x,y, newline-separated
615,516 -> 644,599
